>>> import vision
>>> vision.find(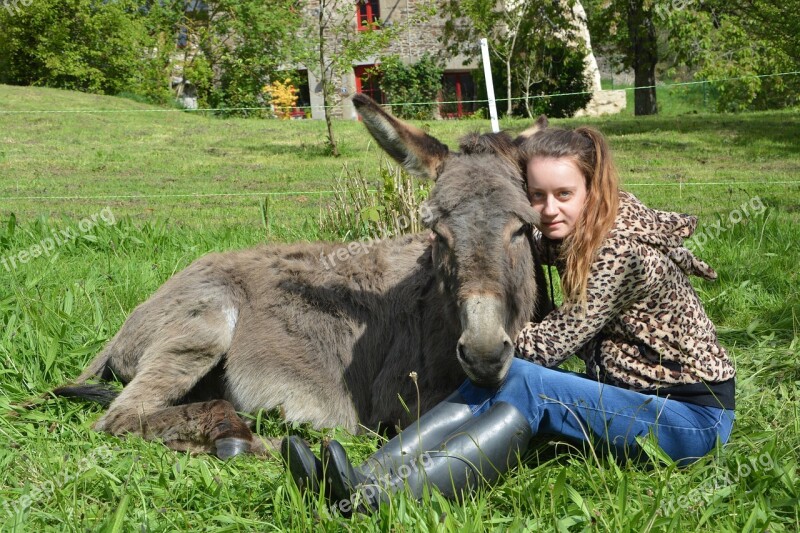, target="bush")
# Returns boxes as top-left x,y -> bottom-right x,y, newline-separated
266,79 -> 299,119
0,0 -> 165,99
696,20 -> 800,112
376,55 -> 444,120
0,0 -> 300,113
520,41 -> 593,118
318,161 -> 431,242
